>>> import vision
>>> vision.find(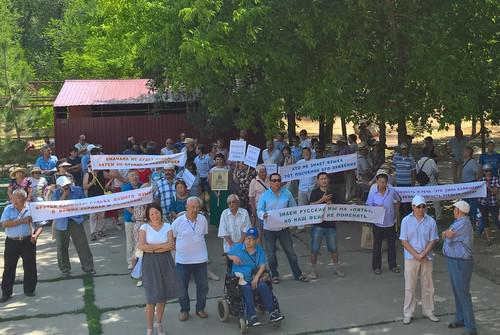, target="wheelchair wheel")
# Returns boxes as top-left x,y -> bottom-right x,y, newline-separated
239,318 -> 247,334
217,298 -> 230,322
